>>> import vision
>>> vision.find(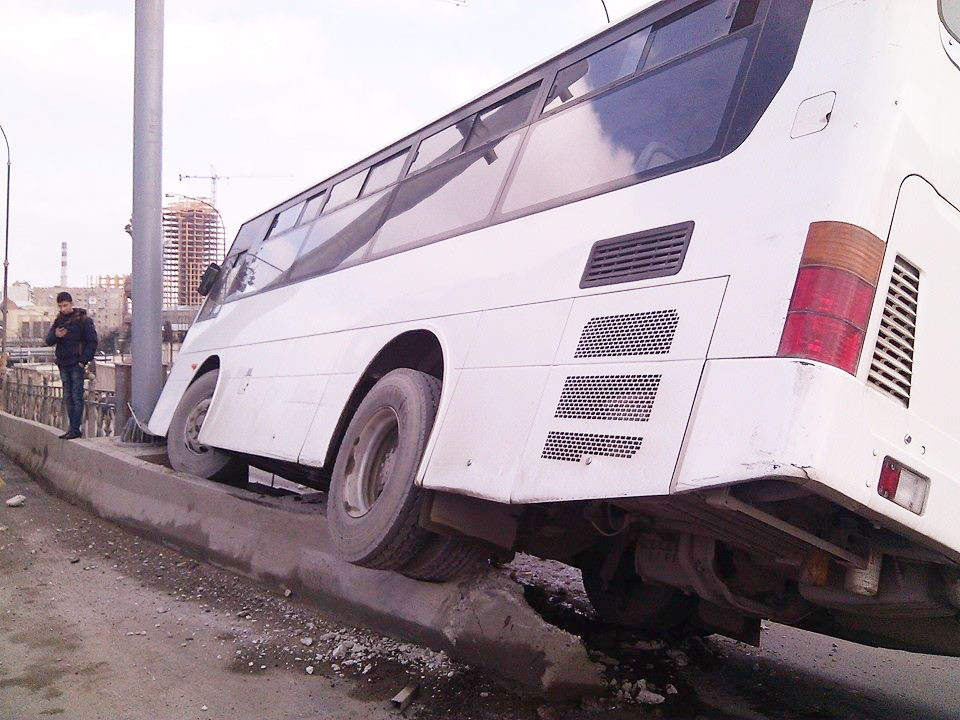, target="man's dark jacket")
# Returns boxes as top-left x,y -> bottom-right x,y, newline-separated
45,309 -> 98,367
